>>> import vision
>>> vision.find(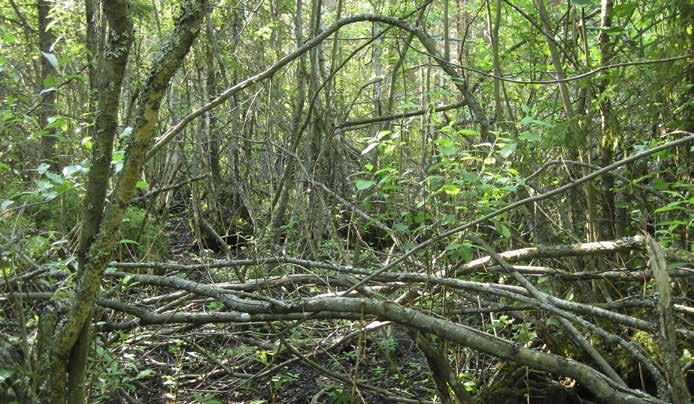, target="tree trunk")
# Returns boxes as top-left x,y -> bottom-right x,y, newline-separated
71,1 -> 133,399
272,0 -> 308,238
487,0 -> 504,124
597,0 -> 617,240
38,0 -> 58,167
33,1 -> 208,401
